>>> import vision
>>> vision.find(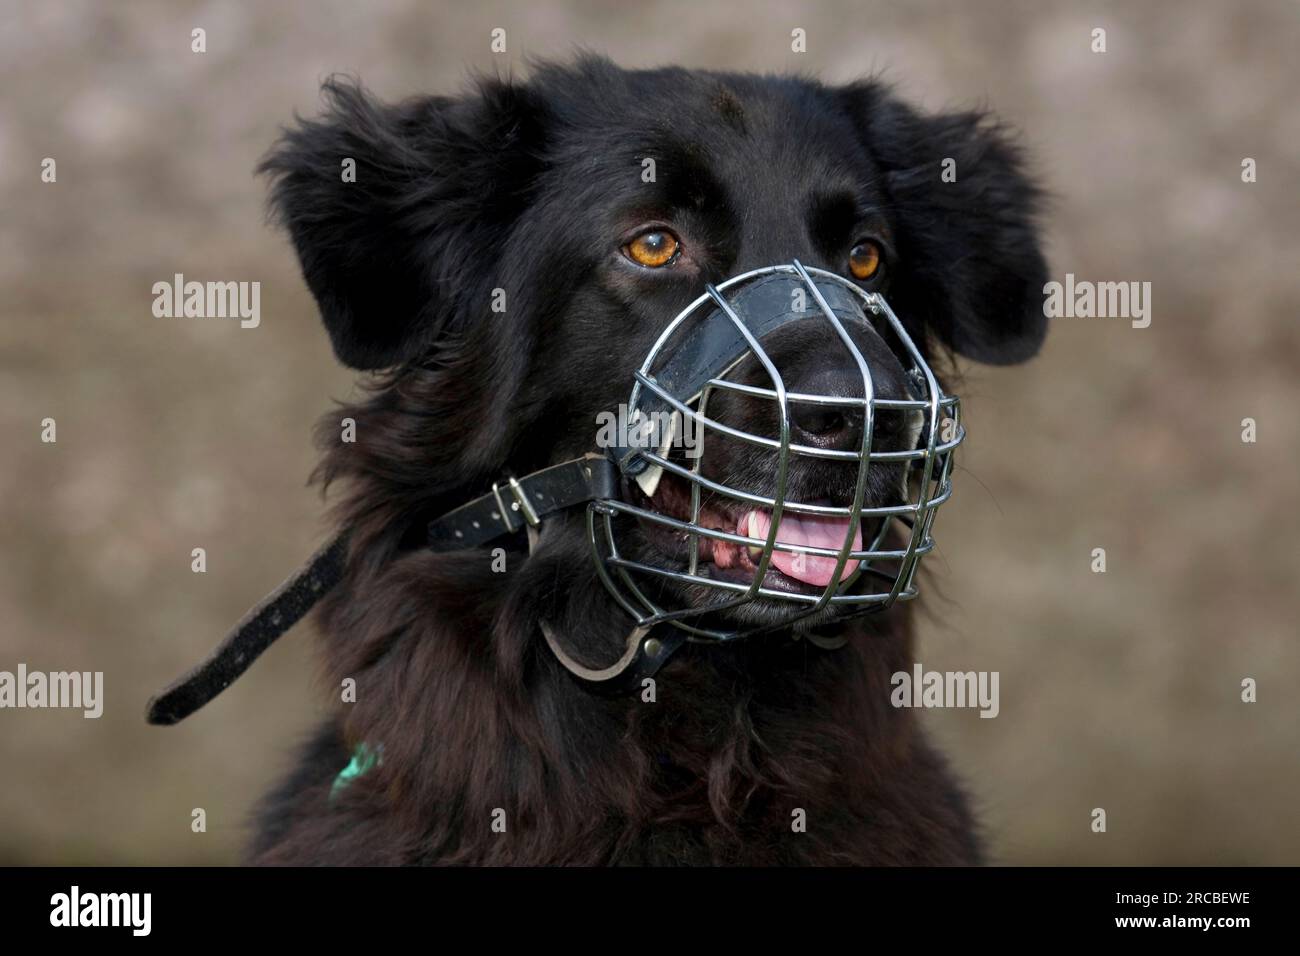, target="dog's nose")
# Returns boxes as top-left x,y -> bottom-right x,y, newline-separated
786,368 -> 866,450
784,362 -> 913,451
